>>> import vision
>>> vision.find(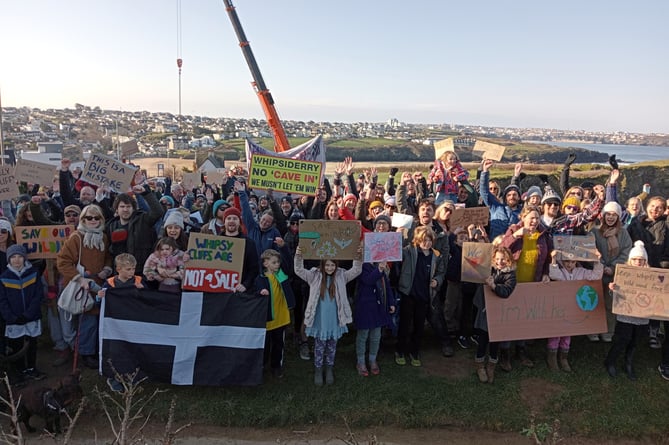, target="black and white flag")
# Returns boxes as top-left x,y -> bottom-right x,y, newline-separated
99,288 -> 267,386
